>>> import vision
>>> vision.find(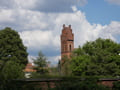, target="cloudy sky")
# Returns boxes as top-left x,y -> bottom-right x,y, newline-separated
0,0 -> 120,66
